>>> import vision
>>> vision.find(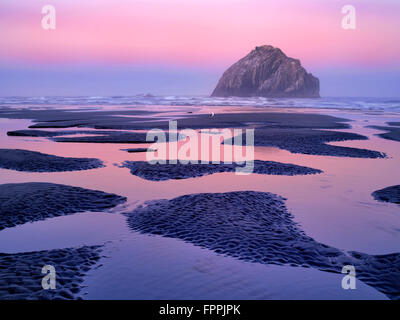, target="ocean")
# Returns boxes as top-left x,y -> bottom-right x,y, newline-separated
0,96 -> 400,113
